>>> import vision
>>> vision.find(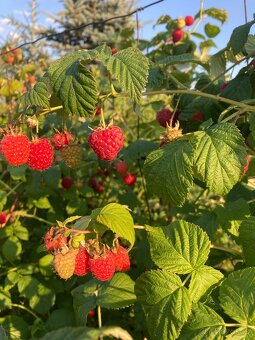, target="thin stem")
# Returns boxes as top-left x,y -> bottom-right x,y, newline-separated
138,160 -> 153,224
11,303 -> 40,319
225,323 -> 243,328
6,182 -> 22,198
14,211 -> 55,225
134,225 -> 146,229
68,228 -> 95,234
191,0 -> 204,33
200,56 -> 247,93
40,105 -> 63,115
210,244 -> 242,257
143,90 -> 255,112
182,273 -> 192,286
100,107 -> 106,129
97,305 -> 102,329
